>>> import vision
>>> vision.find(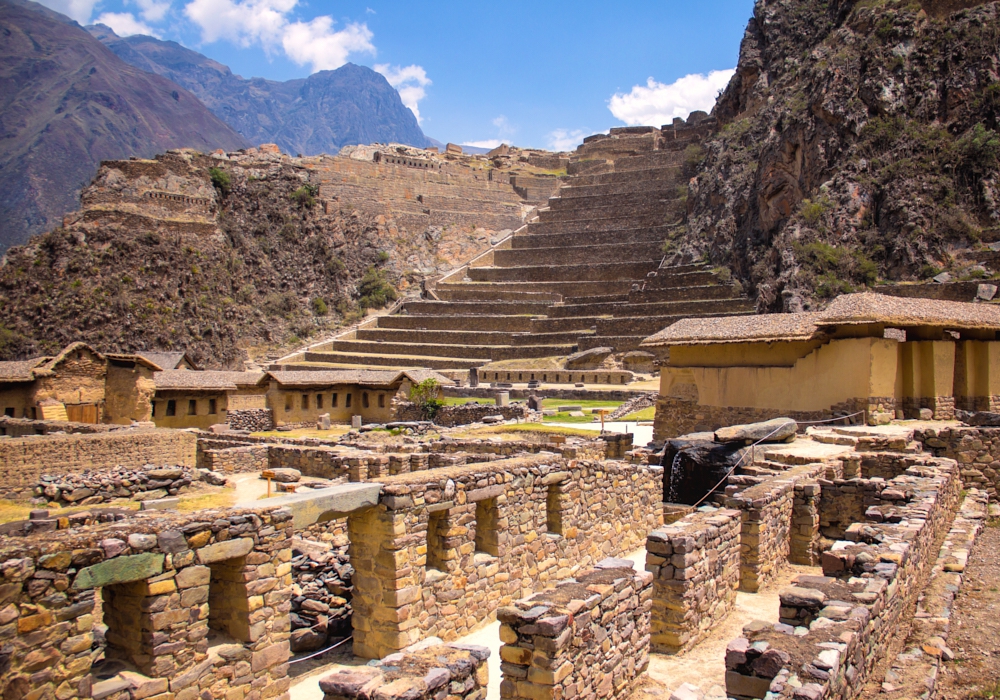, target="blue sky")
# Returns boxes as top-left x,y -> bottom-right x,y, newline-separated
40,0 -> 756,150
